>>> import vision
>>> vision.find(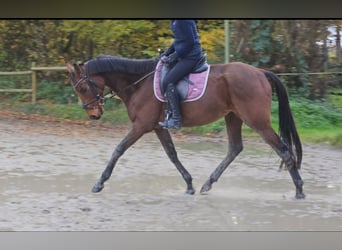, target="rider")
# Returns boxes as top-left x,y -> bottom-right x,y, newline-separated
159,19 -> 203,130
